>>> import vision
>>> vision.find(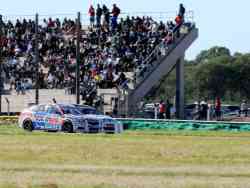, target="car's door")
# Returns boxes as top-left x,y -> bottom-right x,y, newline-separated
44,105 -> 63,131
33,105 -> 47,130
